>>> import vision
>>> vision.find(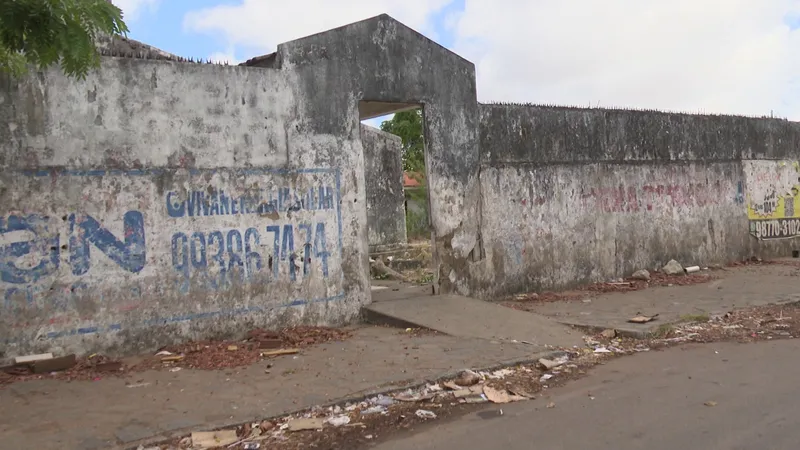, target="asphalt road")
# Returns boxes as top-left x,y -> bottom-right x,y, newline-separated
373,339 -> 800,450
